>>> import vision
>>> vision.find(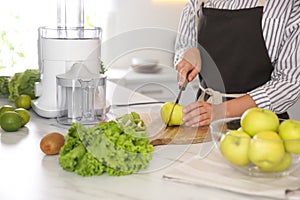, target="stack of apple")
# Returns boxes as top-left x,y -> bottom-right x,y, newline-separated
219,107 -> 300,173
